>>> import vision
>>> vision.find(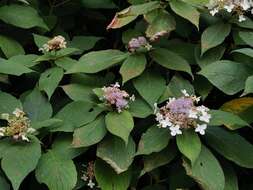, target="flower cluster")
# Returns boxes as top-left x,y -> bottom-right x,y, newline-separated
154,90 -> 211,136
207,0 -> 253,22
128,36 -> 152,52
0,108 -> 36,142
101,82 -> 135,113
39,35 -> 67,52
81,162 -> 96,189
